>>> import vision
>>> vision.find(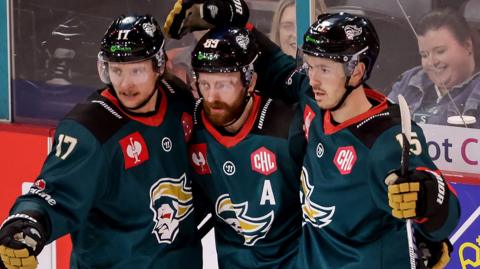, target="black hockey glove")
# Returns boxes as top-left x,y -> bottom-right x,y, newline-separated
0,213 -> 47,269
164,0 -> 250,39
415,233 -> 452,269
385,168 -> 450,230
